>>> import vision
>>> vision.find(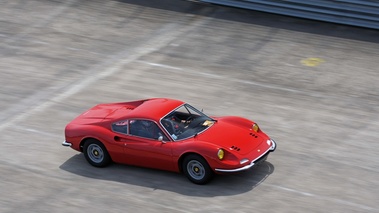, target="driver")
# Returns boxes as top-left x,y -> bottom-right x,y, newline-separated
161,119 -> 177,135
